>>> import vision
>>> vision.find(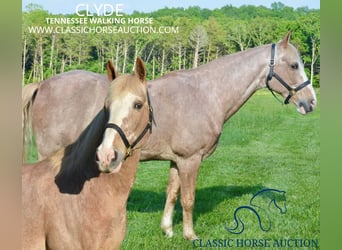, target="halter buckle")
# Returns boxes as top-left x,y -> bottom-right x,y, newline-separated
289,89 -> 296,96
125,146 -> 133,159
